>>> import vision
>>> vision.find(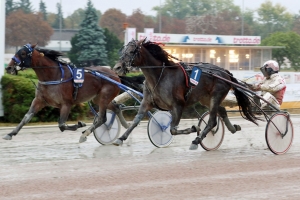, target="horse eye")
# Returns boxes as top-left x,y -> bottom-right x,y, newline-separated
21,52 -> 26,57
